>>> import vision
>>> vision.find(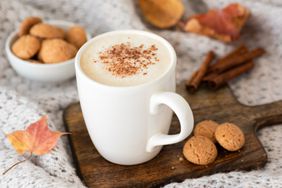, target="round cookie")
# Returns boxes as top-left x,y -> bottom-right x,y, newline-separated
194,120 -> 219,143
18,16 -> 42,36
66,26 -> 87,48
30,23 -> 65,39
38,39 -> 77,64
12,35 -> 41,60
183,136 -> 217,165
215,123 -> 245,151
